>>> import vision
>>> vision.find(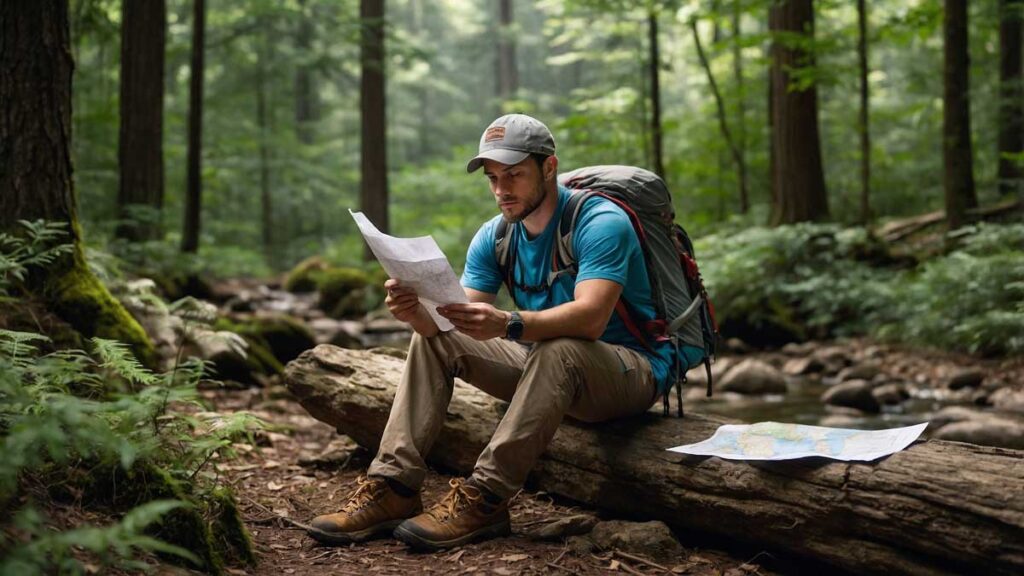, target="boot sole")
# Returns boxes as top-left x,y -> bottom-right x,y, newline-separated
393,519 -> 512,551
306,519 -> 405,546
